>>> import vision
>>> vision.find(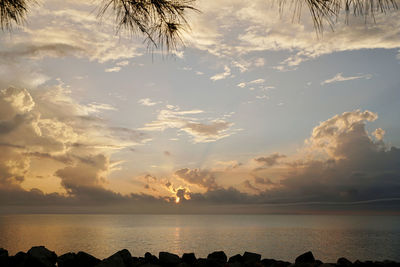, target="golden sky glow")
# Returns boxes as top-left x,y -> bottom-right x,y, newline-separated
0,0 -> 400,214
